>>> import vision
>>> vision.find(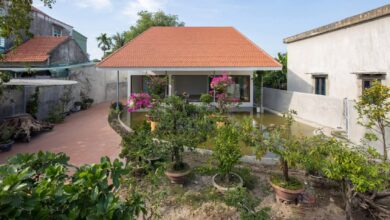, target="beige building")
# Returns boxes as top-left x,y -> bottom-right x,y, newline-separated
284,4 -> 390,99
